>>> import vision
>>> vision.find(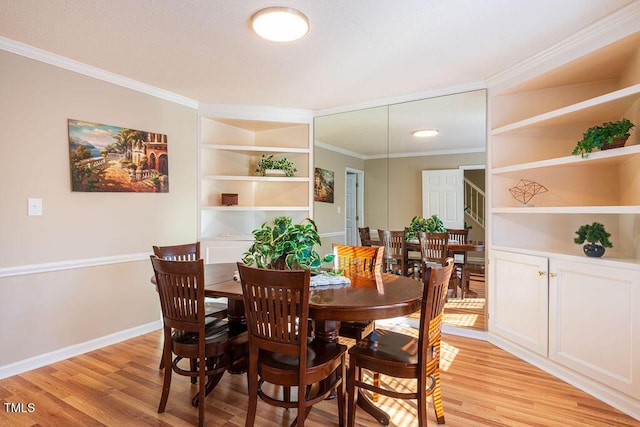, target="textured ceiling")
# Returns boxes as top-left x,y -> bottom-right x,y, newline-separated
0,0 -> 634,111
